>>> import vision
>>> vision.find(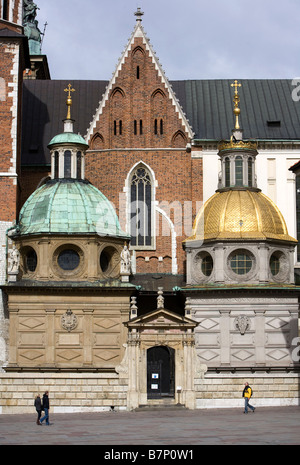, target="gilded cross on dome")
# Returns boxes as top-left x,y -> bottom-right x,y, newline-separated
64,84 -> 75,120
231,80 -> 242,130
